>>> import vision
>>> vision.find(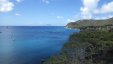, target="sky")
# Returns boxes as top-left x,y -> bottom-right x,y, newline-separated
0,0 -> 113,26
